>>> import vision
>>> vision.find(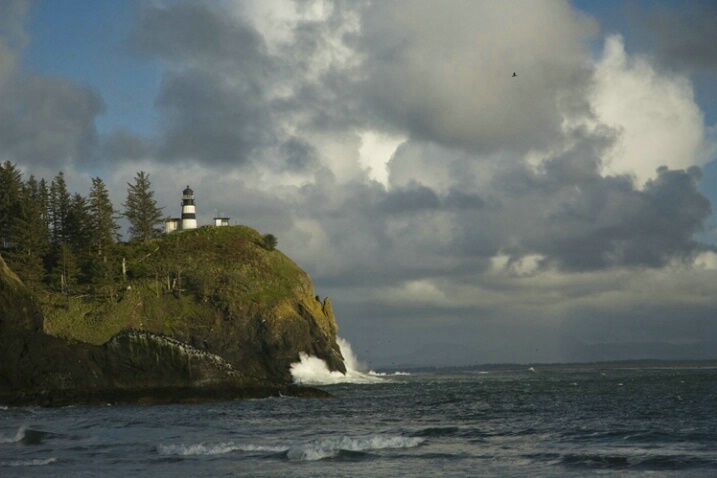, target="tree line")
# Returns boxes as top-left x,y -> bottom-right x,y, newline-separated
1,161 -> 164,295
